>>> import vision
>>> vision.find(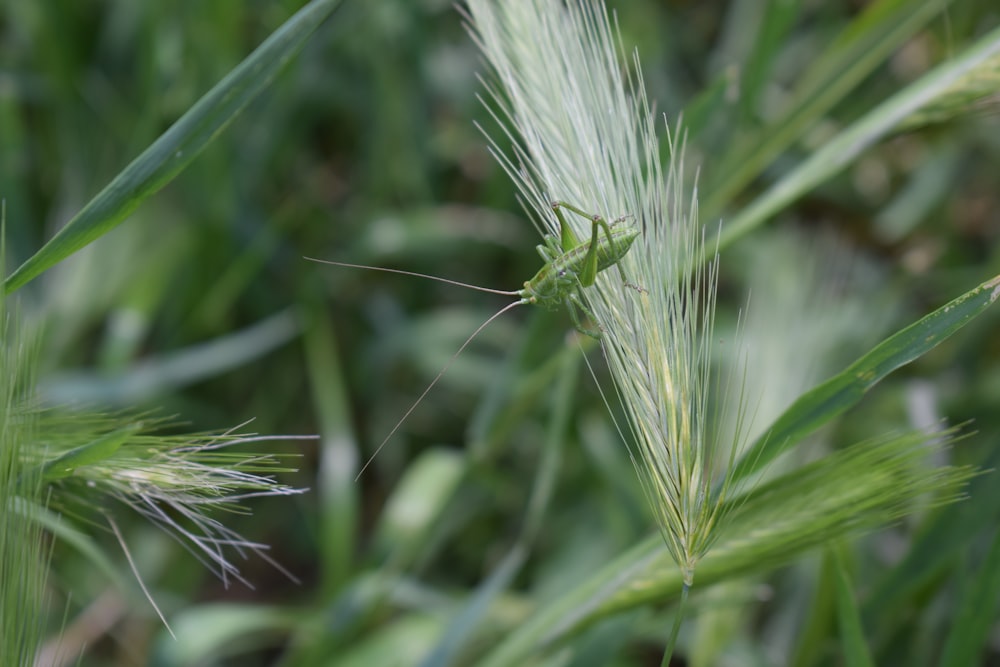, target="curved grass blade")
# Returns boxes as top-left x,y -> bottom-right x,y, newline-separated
730,273 -> 1000,484
2,0 -> 343,294
704,0 -> 954,219
476,537 -> 665,667
39,309 -> 299,405
15,499 -> 132,595
716,23 -> 1000,252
